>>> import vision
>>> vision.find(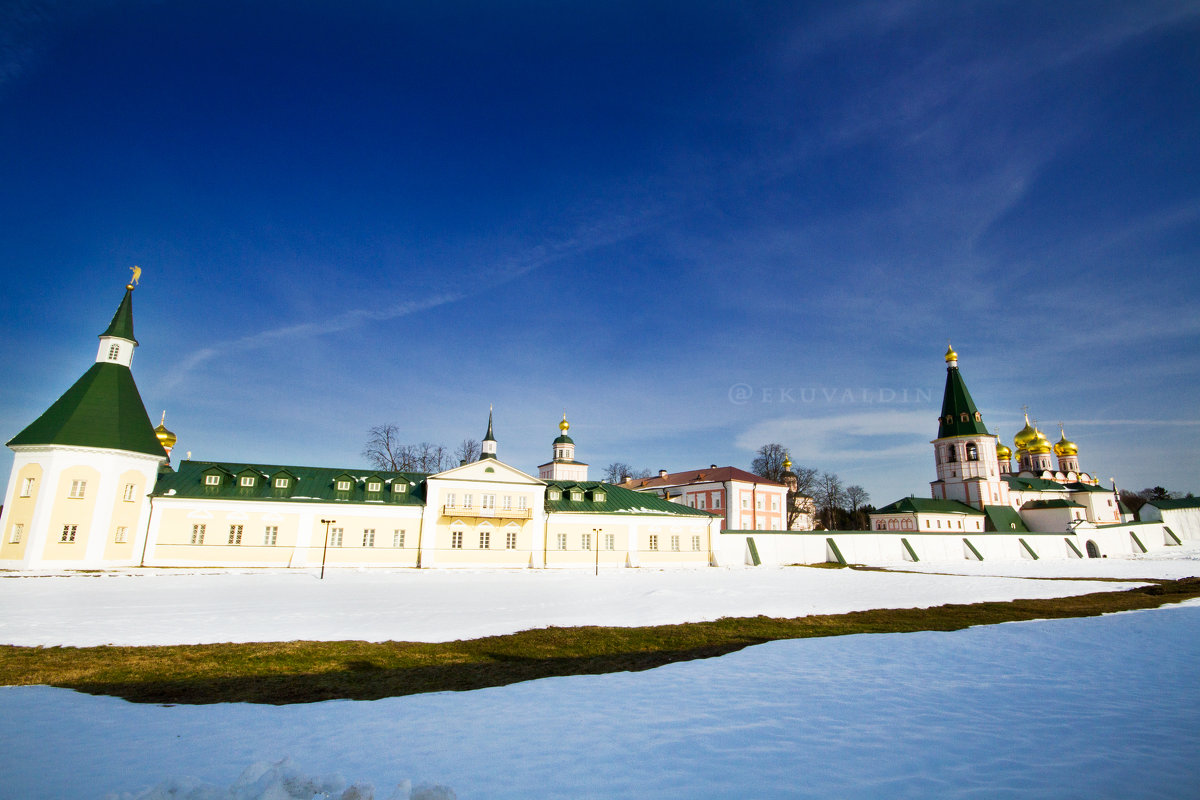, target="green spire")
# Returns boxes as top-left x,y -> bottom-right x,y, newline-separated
480,407 -> 497,459
101,286 -> 138,344
937,350 -> 990,439
483,408 -> 496,442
